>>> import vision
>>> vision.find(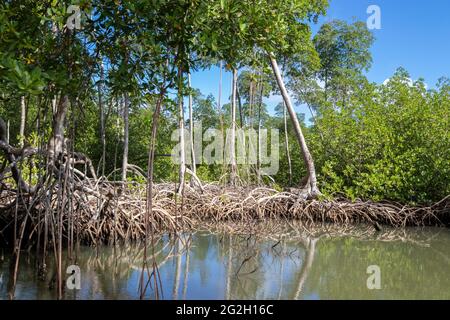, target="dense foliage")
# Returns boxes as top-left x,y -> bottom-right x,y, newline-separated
0,1 -> 448,205
308,71 -> 449,204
